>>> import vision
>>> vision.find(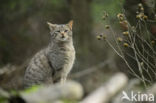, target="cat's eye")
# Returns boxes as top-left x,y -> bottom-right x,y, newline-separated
55,30 -> 60,33
64,30 -> 68,32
